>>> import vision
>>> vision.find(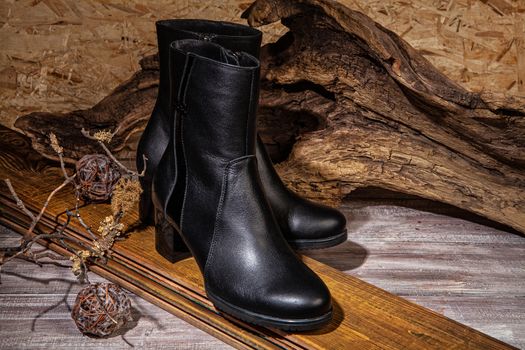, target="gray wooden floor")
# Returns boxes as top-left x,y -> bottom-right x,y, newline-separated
1,193 -> 524,349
